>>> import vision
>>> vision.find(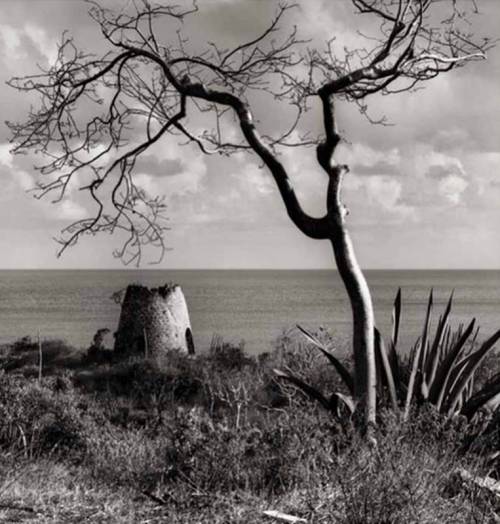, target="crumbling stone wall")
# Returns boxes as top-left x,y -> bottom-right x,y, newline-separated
114,283 -> 195,363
